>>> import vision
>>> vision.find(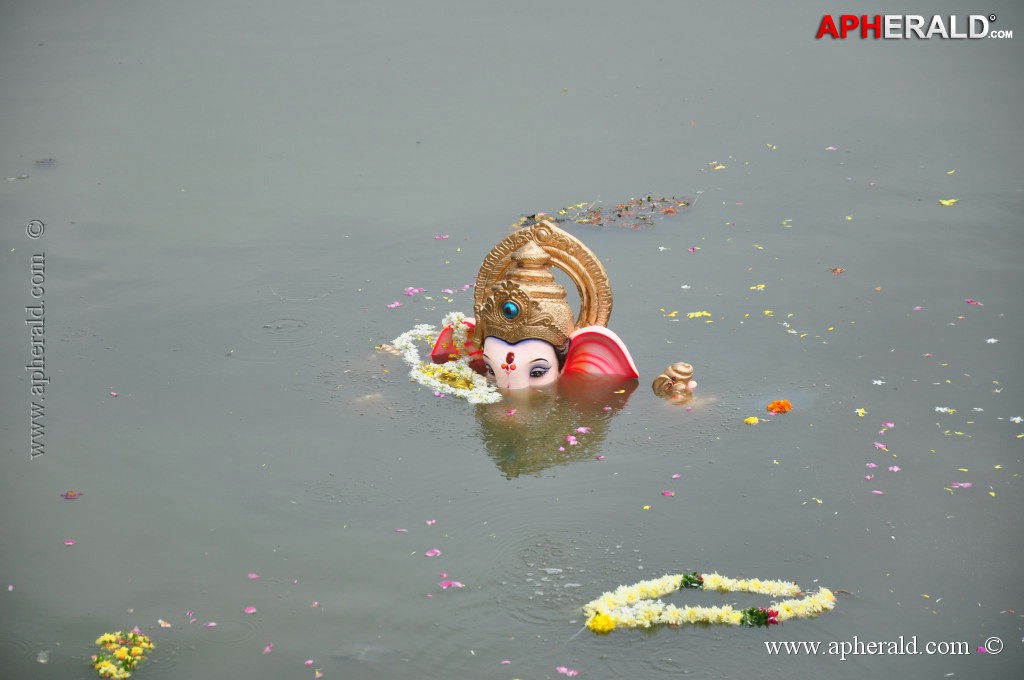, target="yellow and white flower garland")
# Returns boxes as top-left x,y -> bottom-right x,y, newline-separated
583,571 -> 836,633
391,311 -> 502,404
